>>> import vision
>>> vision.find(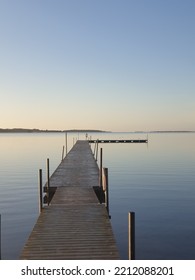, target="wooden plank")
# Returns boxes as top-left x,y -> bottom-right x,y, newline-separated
51,187 -> 99,205
49,141 -> 99,188
20,141 -> 120,260
21,205 -> 119,259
